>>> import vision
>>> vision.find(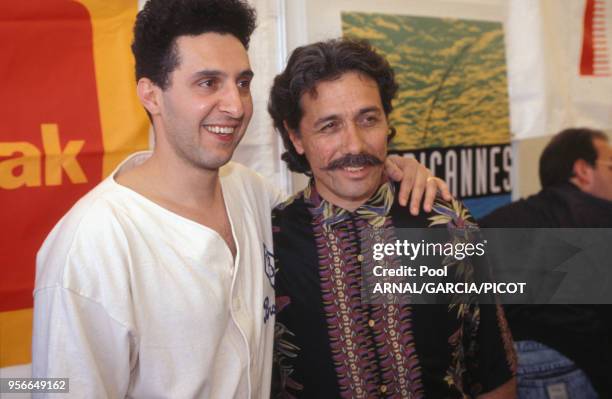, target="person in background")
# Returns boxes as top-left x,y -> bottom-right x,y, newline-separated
32,0 -> 448,397
482,128 -> 612,227
269,38 -> 517,398
480,127 -> 612,398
